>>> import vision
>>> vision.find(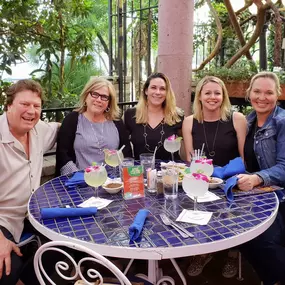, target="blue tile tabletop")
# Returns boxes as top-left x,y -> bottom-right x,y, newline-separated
28,161 -> 279,259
